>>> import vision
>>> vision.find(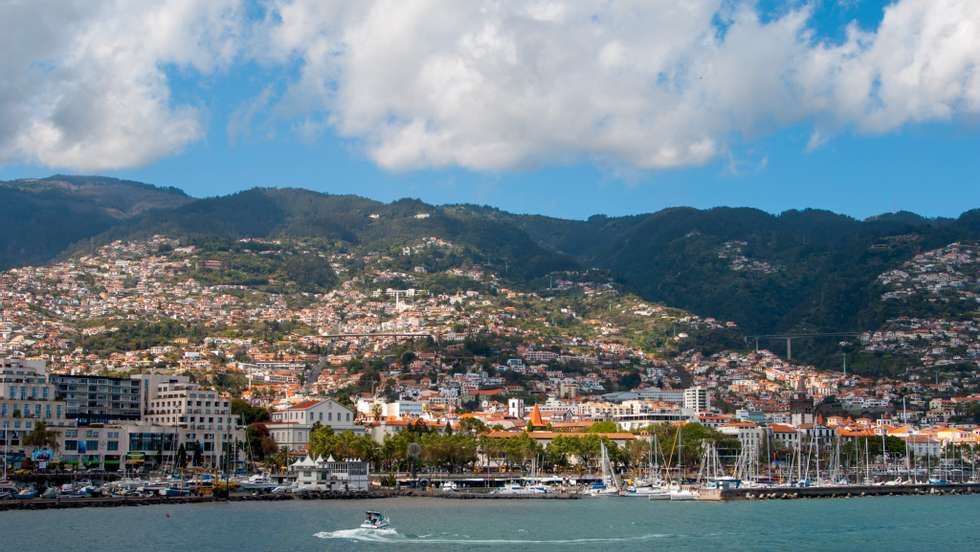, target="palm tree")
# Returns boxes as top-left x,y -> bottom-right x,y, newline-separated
23,421 -> 59,470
